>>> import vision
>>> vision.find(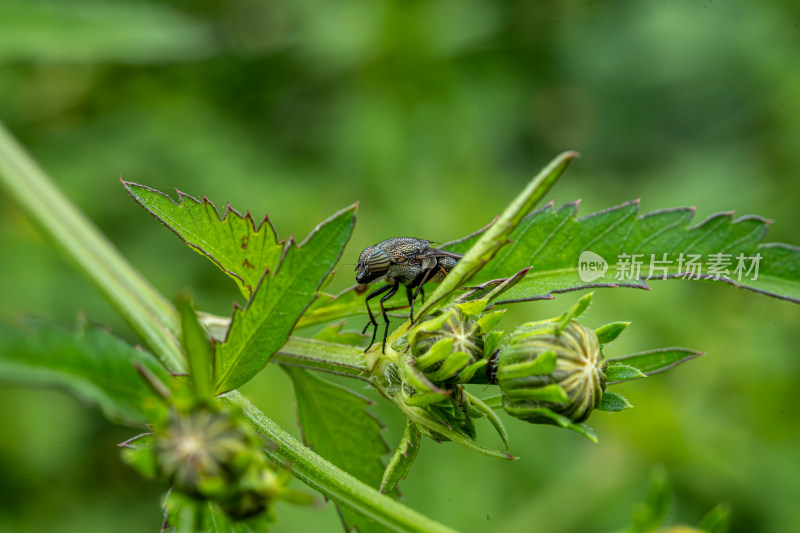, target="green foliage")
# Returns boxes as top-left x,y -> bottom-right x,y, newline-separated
284,367 -> 389,533
213,205 -> 356,393
445,201 -> 800,305
123,182 -> 285,299
0,320 -> 168,425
